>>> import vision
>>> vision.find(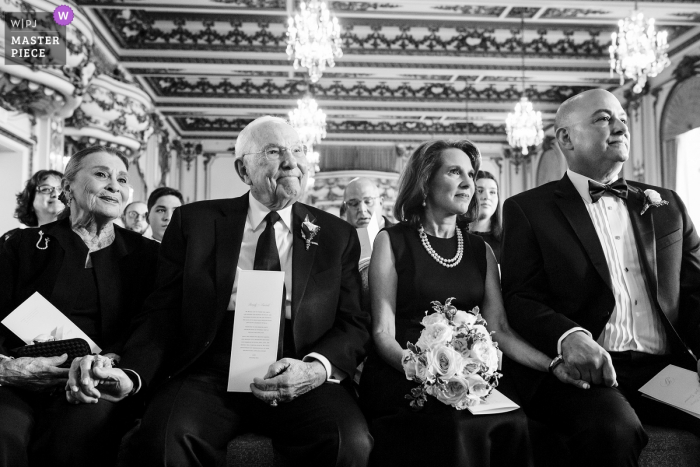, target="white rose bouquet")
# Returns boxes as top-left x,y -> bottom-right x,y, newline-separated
402,298 -> 501,410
